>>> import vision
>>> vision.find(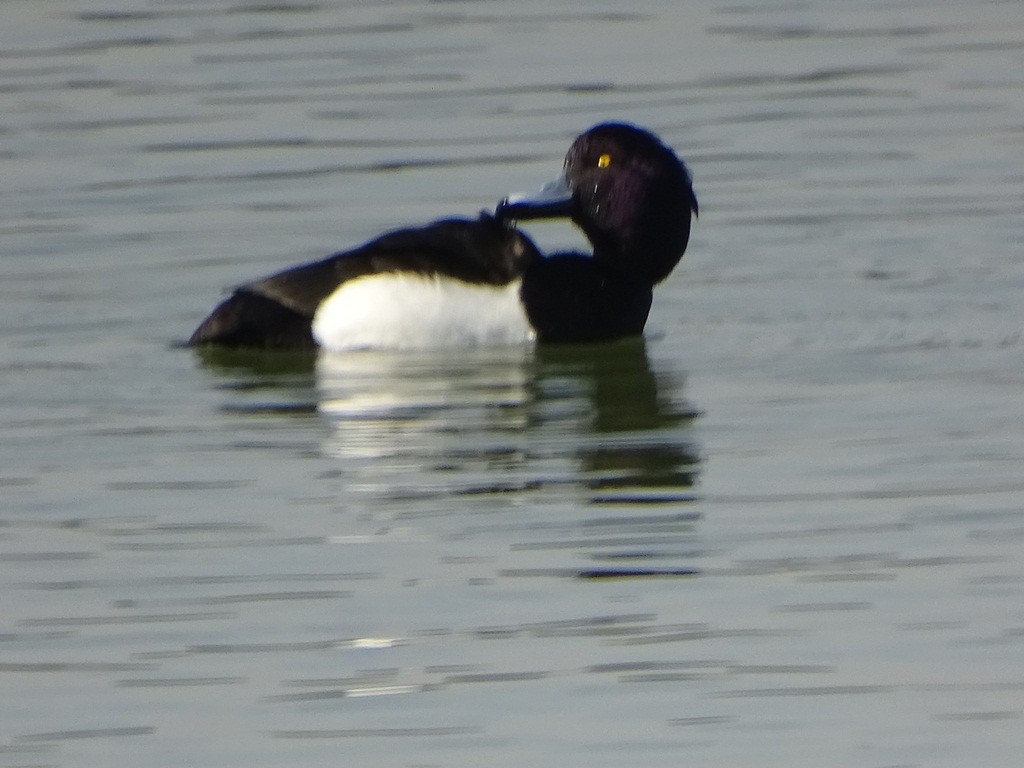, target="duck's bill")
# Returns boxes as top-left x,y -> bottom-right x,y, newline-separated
495,176 -> 574,223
